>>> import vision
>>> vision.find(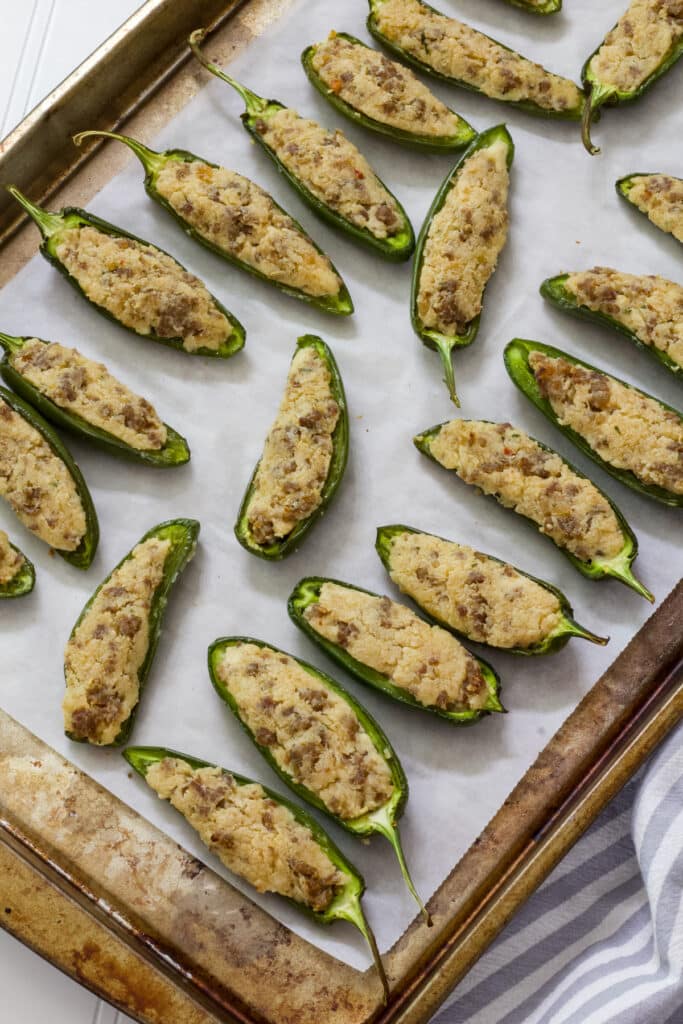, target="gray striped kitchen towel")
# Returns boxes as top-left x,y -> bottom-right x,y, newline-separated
434,721 -> 683,1024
